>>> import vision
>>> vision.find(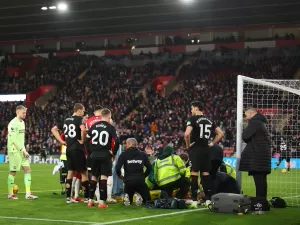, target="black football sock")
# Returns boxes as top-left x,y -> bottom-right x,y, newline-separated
89,180 -> 97,200
81,180 -> 89,199
66,179 -> 73,198
99,180 -> 107,202
201,175 -> 214,201
191,175 -> 198,201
